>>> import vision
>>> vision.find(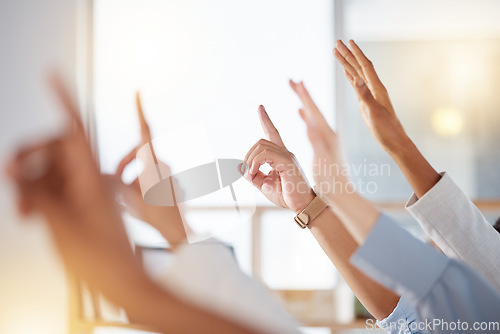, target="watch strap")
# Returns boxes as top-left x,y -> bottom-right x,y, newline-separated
294,194 -> 329,229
